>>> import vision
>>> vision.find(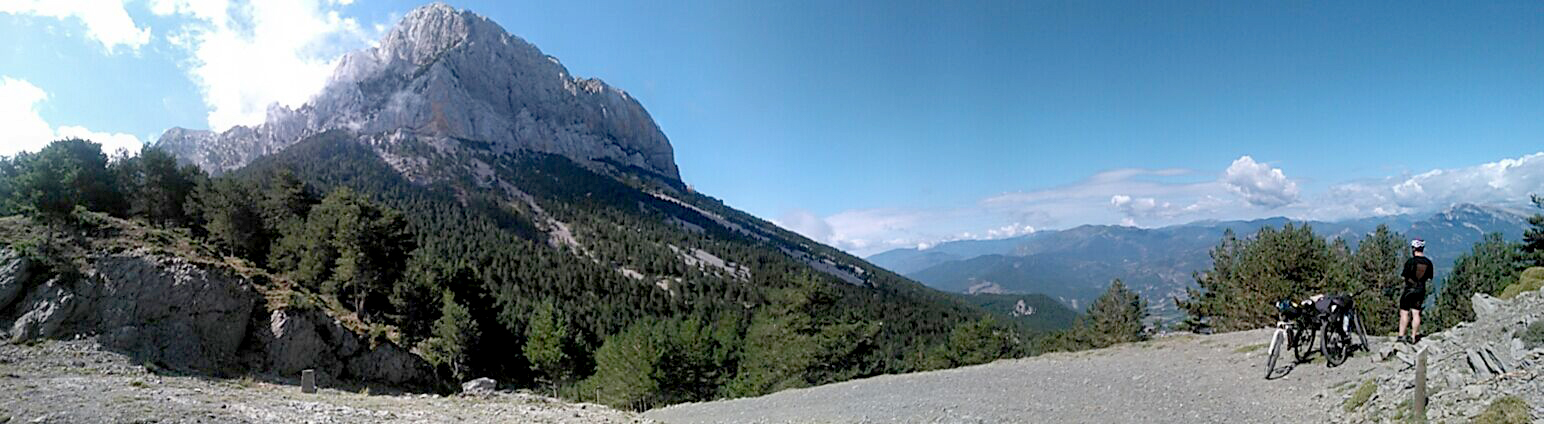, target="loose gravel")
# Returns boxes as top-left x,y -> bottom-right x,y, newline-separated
647,330 -> 1392,423
0,339 -> 653,424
